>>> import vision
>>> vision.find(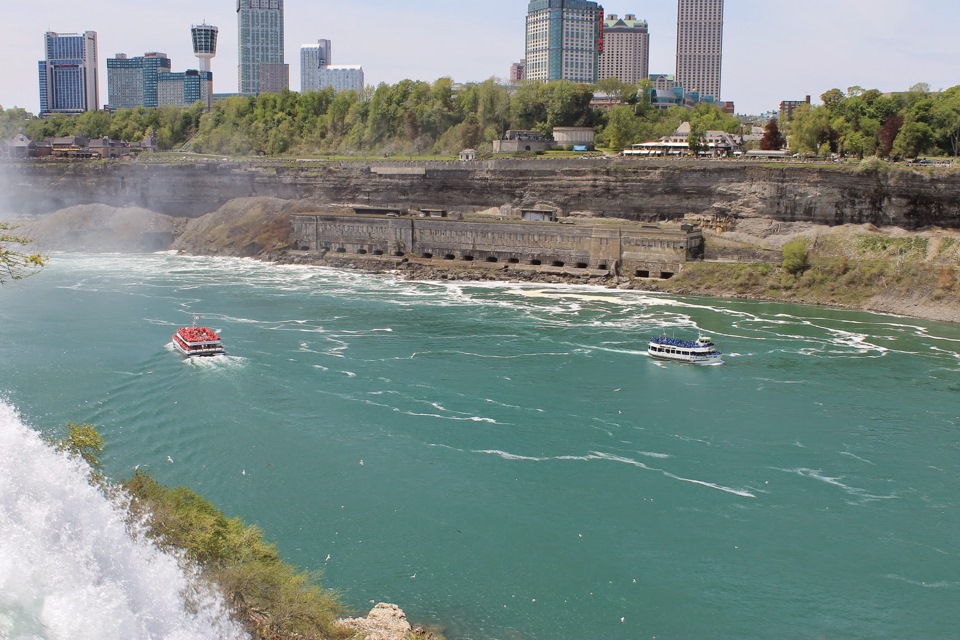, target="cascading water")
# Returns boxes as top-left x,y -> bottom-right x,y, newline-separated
0,401 -> 249,640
